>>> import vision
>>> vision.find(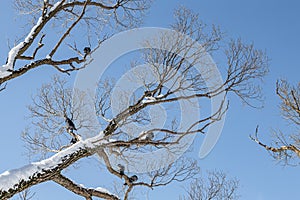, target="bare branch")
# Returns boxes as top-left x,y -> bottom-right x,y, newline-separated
0,4 -> 270,199
182,170 -> 239,200
1,0 -> 149,86
18,34 -> 45,60
250,126 -> 300,165
250,80 -> 300,165
23,76 -> 97,159
48,0 -> 90,58
53,173 -> 119,200
18,189 -> 35,200
224,39 -> 269,107
276,80 -> 300,125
